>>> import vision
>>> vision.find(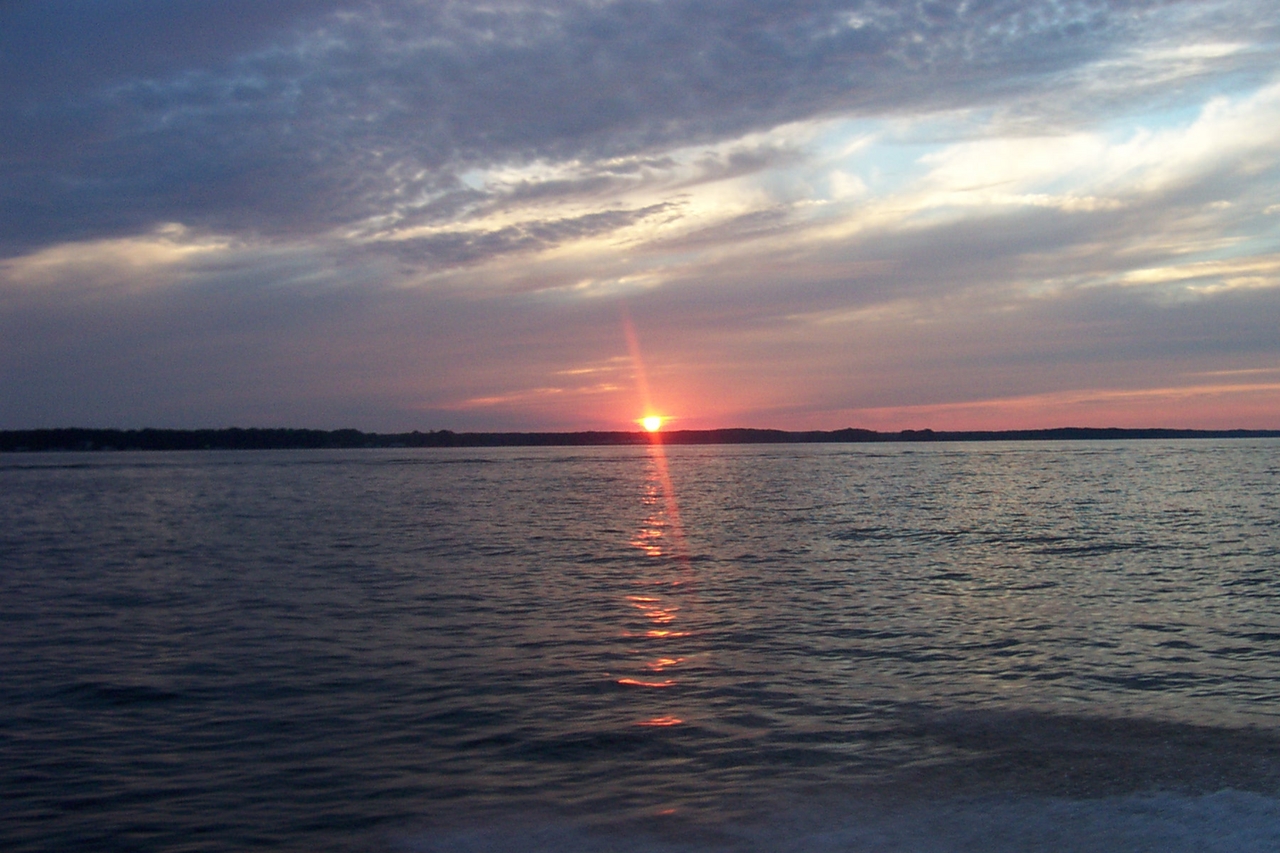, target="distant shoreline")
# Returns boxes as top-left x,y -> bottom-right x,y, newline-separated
2,426 -> 1279,452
